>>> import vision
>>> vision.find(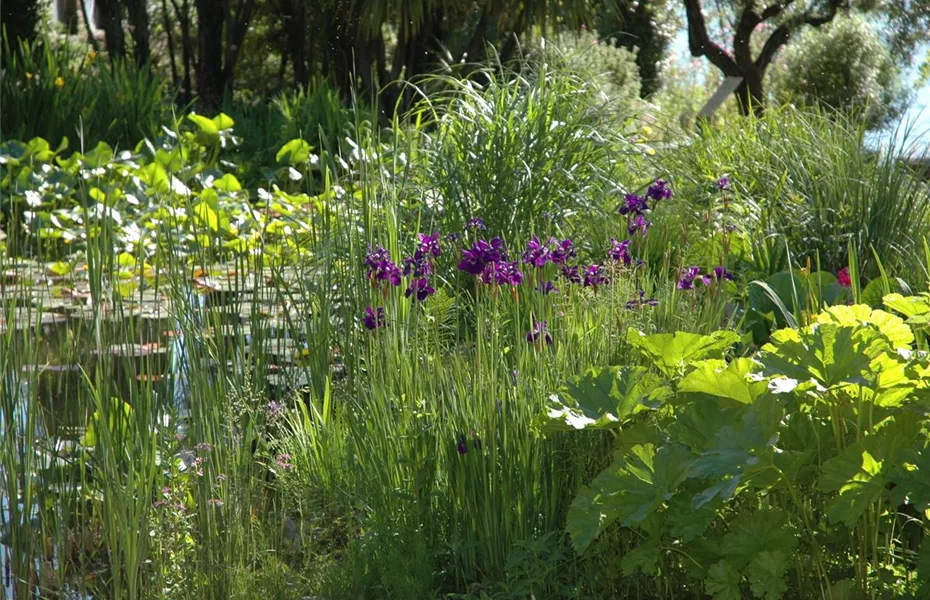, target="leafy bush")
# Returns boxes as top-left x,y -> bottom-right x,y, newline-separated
549,301 -> 930,599
524,28 -> 642,105
772,14 -> 906,129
